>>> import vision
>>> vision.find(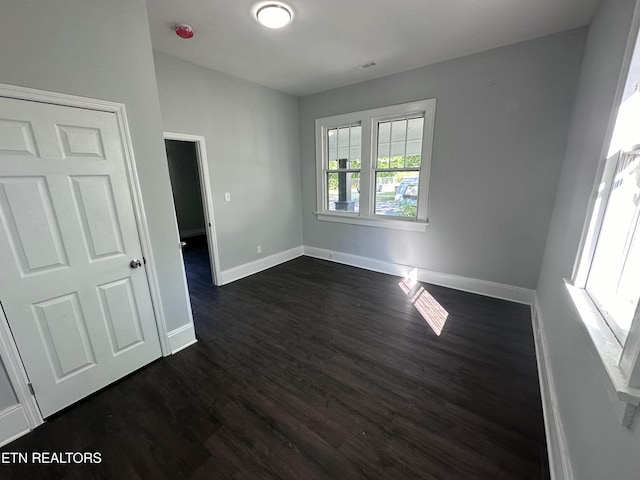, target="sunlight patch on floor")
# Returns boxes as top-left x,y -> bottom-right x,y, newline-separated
399,269 -> 449,336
